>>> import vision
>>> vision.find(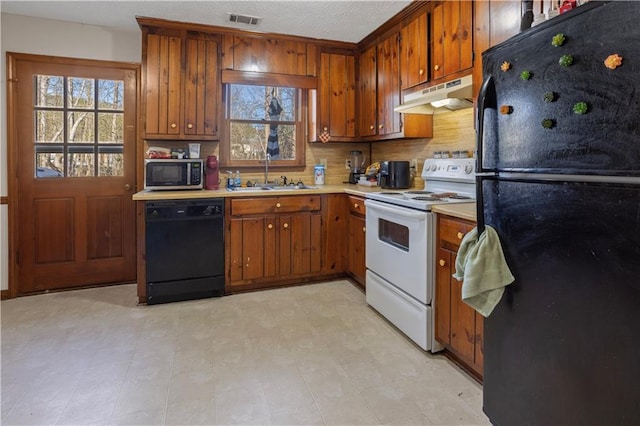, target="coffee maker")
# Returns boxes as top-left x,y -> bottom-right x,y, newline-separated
348,150 -> 366,184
